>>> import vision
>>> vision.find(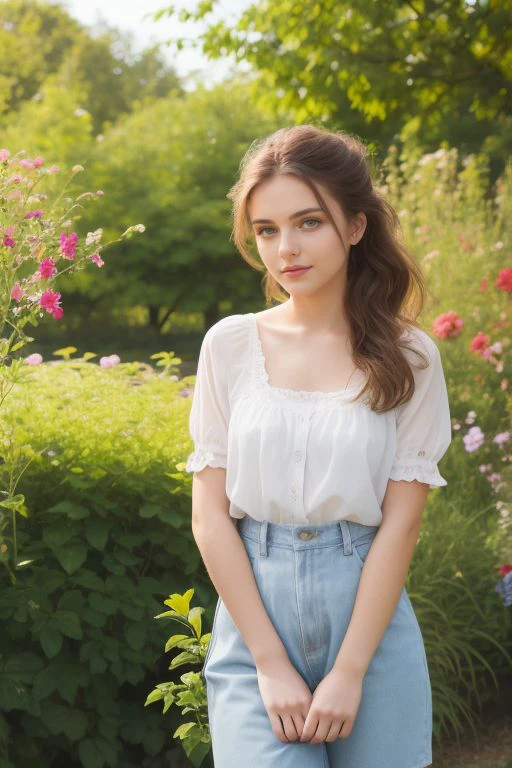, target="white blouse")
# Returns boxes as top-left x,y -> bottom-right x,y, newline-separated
185,313 -> 452,526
